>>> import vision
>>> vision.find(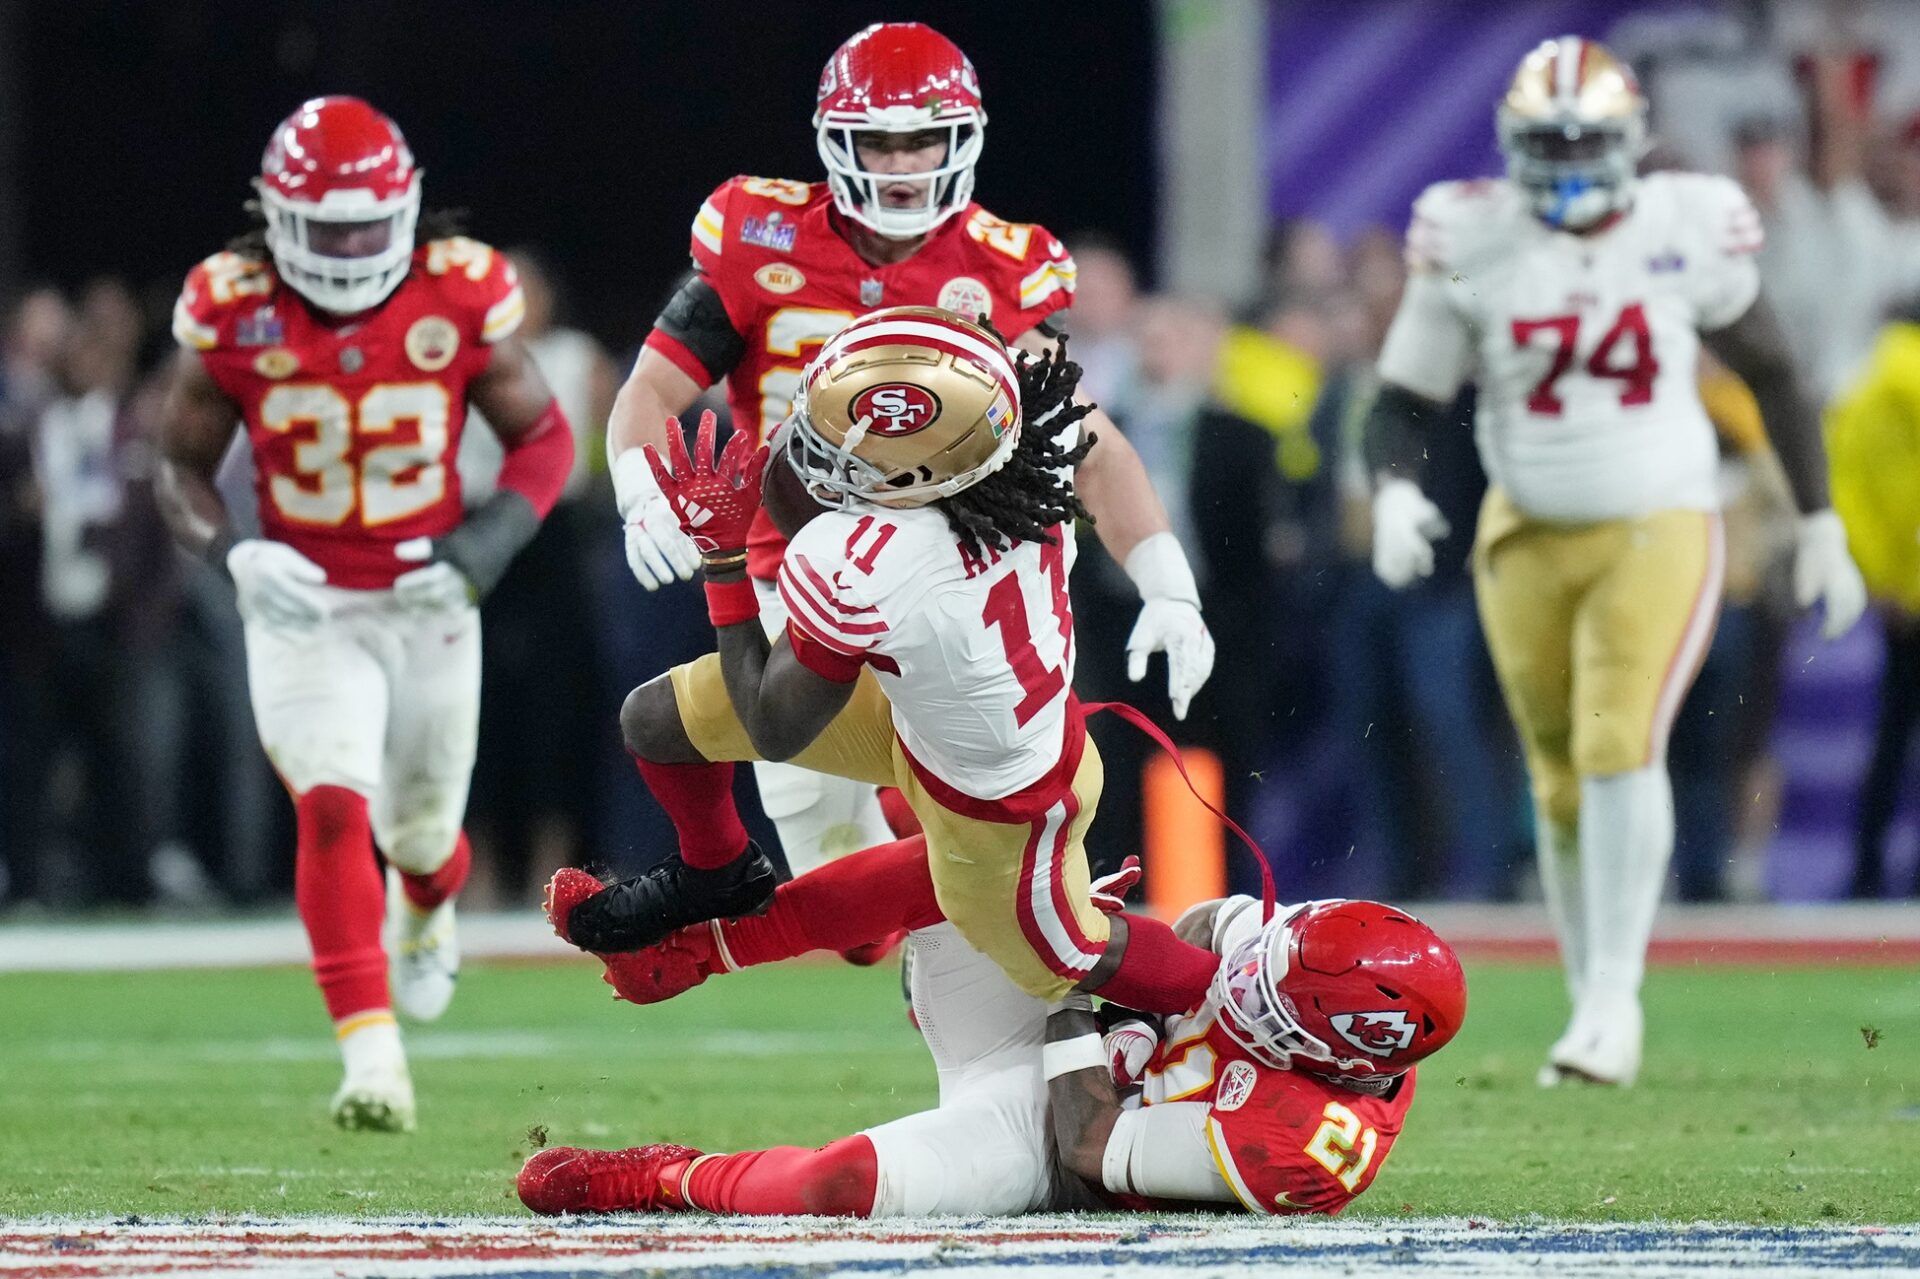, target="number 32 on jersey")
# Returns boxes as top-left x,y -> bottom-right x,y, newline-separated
260,382 -> 450,527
